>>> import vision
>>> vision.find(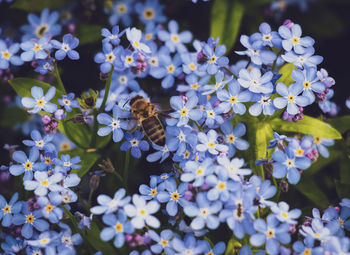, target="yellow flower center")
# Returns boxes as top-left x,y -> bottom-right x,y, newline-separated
196,168 -> 203,176
227,135 -> 235,143
115,223 -> 123,232
339,218 -> 344,228
41,180 -> 49,186
207,251 -> 214,255
184,151 -> 190,158
200,208 -> 209,216
40,238 -> 50,245
150,189 -> 157,196
171,34 -> 179,43
62,236 -> 72,245
159,239 -> 168,246
266,229 -> 275,238
36,99 -> 45,106
44,157 -> 51,165
126,56 -> 133,63
143,8 -> 155,20
180,108 -> 188,116
171,192 -> 180,201
45,204 -> 54,212
208,142 -> 215,148
26,214 -> 35,224
303,81 -> 310,89
292,37 -> 299,44
62,43 -> 70,51
263,35 -> 272,41
189,63 -> 197,70
133,40 -> 140,48
117,4 -> 127,13
217,181 -> 226,190
60,142 -> 70,151
303,248 -> 311,255
281,212 -> 288,218
167,64 -> 175,73
145,33 -> 153,40
229,96 -> 237,103
207,110 -> 215,117
63,195 -> 71,203
287,95 -> 295,101
36,25 -> 48,38
314,136 -> 321,144
314,233 -> 321,238
34,44 -> 42,52
36,140 -> 44,147
296,148 -> 304,156
286,159 -> 294,168
3,205 -> 11,213
106,53 -> 115,62
208,56 -> 217,63
2,50 -> 11,59
24,161 -> 32,170
191,83 -> 199,89
139,209 -> 147,216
